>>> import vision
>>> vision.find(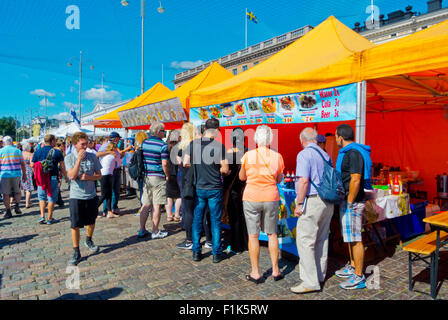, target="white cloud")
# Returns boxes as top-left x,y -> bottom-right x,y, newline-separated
170,60 -> 205,70
60,92 -> 66,97
30,89 -> 56,97
74,80 -> 79,85
39,98 -> 55,107
94,84 -> 109,89
50,112 -> 70,121
64,102 -> 78,109
83,87 -> 121,103
69,86 -> 76,93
